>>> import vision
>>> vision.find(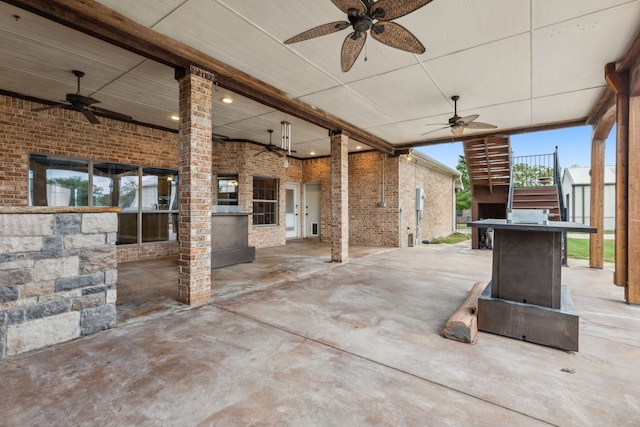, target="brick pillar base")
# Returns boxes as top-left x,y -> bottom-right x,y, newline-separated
331,132 -> 349,263
176,66 -> 214,305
